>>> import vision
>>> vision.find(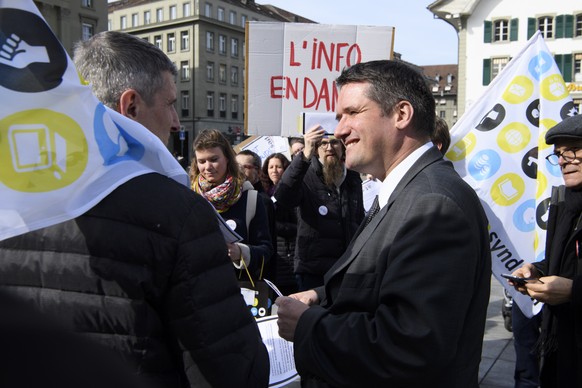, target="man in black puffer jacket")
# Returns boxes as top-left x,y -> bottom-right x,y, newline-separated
0,31 -> 269,388
274,126 -> 364,291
